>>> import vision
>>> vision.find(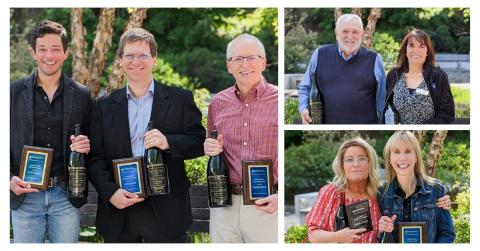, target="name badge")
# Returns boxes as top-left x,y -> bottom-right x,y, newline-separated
415,88 -> 429,96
